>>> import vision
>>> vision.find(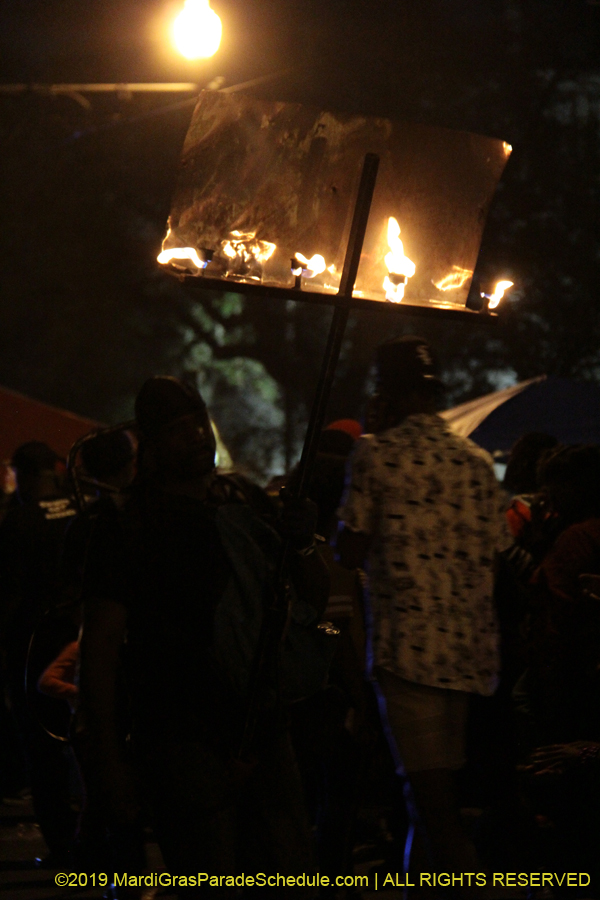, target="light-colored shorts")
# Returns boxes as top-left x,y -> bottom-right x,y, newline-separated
375,668 -> 470,773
